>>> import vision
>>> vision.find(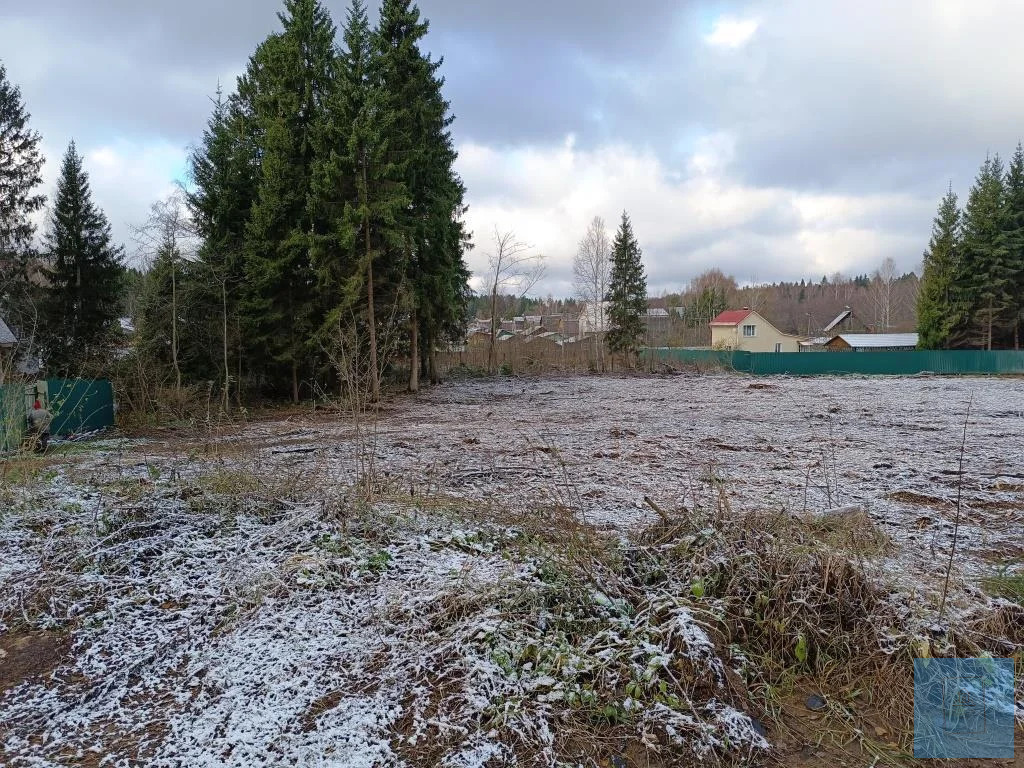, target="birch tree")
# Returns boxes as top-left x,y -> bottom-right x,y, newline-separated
573,216 -> 610,370
870,257 -> 897,331
133,189 -> 194,393
485,228 -> 545,373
